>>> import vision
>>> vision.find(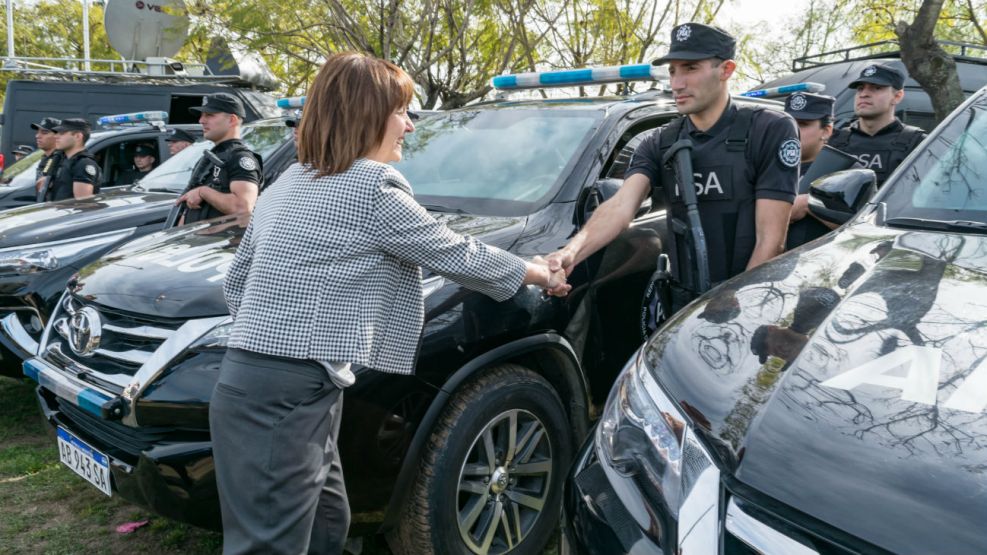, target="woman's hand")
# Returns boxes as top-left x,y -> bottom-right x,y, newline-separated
526,256 -> 571,297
